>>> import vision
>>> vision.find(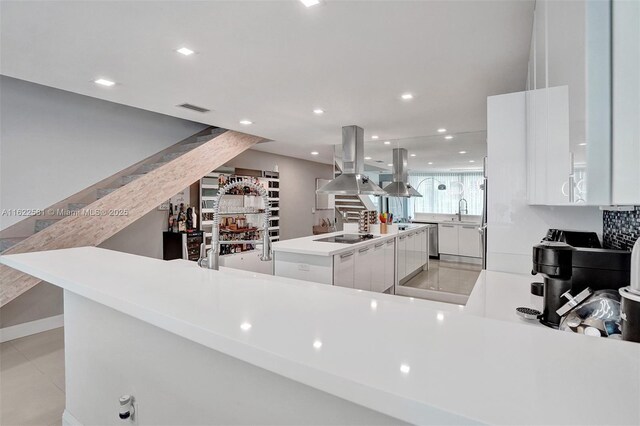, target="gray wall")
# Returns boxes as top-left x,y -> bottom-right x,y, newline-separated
0,76 -> 208,229
224,149 -> 334,240
0,76 -> 207,328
